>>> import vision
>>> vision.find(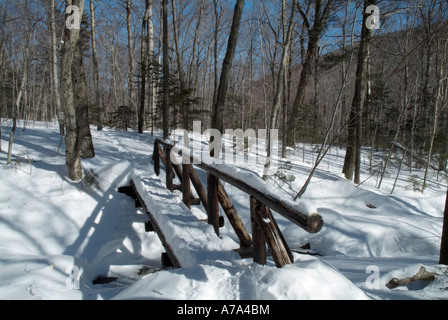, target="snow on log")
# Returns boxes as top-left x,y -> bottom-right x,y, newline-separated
155,139 -> 323,234
130,171 -> 240,268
